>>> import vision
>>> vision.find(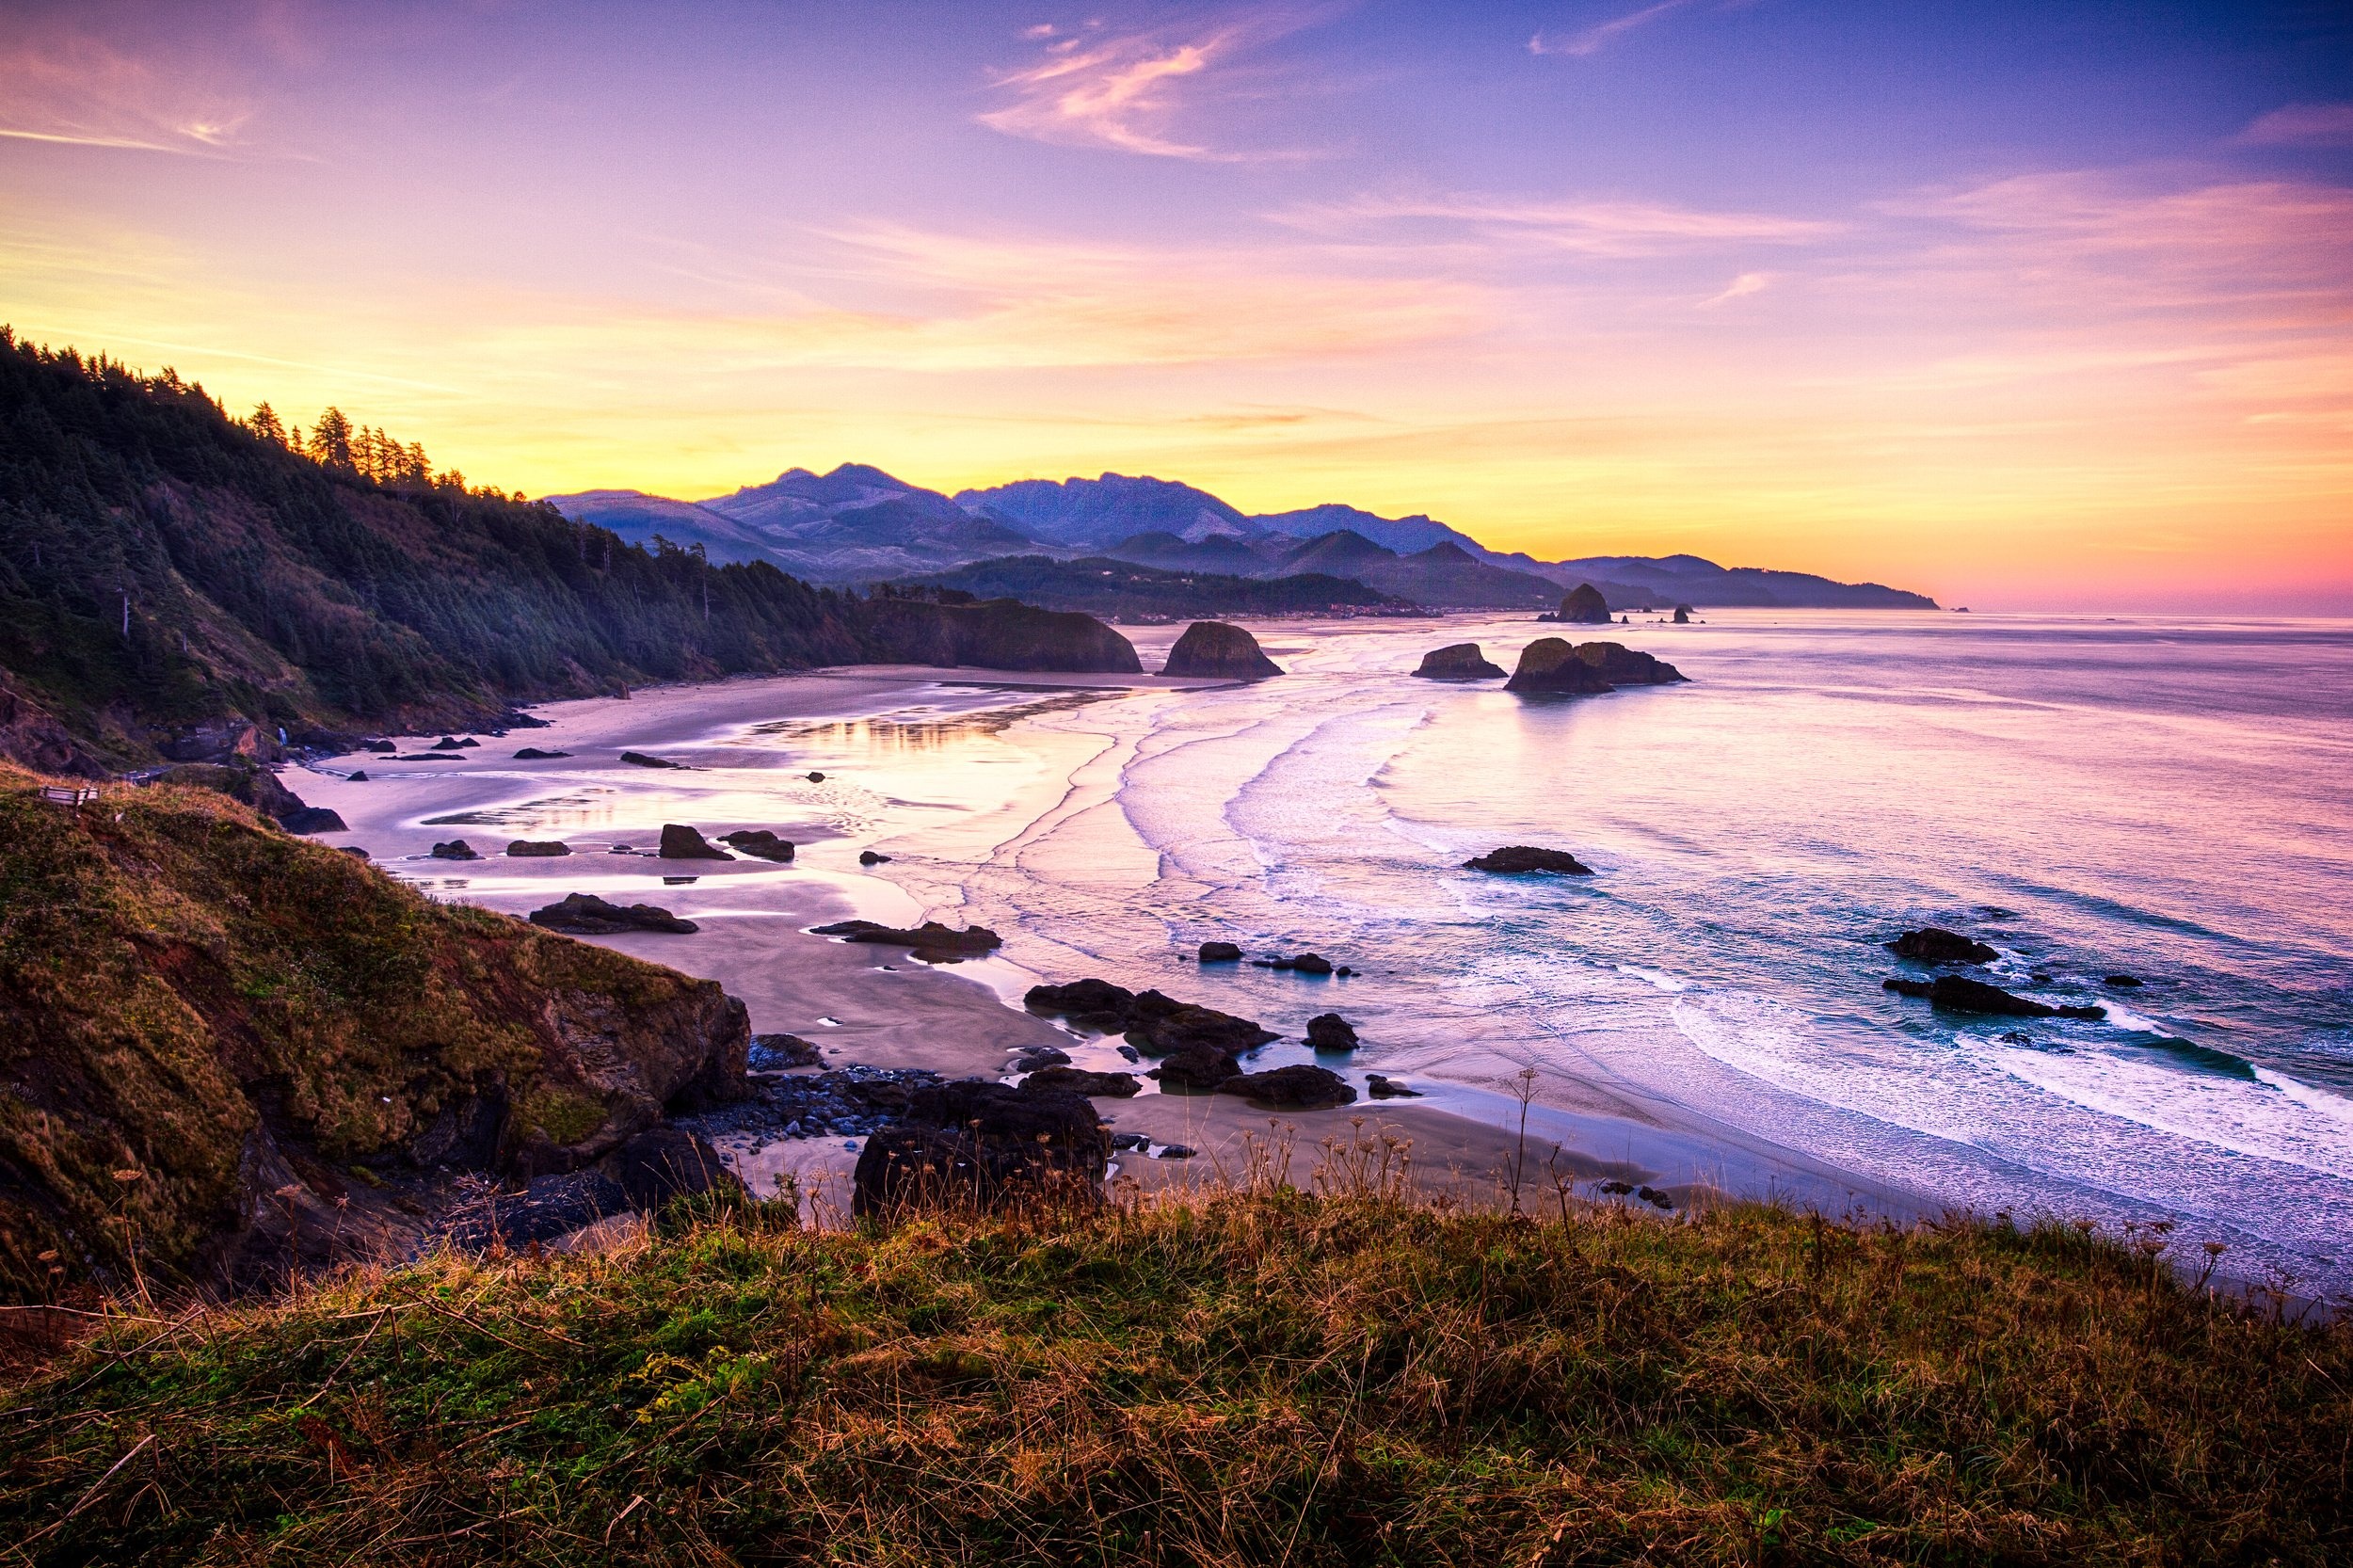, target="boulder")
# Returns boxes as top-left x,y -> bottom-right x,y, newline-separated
1575,643 -> 1688,686
719,829 -> 795,862
361,739 -> 398,754
1366,1074 -> 1421,1098
2105,974 -> 2143,988
346,771 -> 369,782
748,1033 -> 824,1069
1021,1065 -> 1143,1097
506,840 -> 571,857
514,747 -> 570,760
1197,940 -> 1244,964
432,737 -> 466,751
1162,621 -> 1282,680
1884,974 -> 2105,1019
1305,1013 -> 1358,1051
1504,637 -> 1614,695
1025,978 -> 1138,1032
1558,584 -> 1612,624
659,824 -> 733,860
1011,1046 -> 1073,1072
603,1127 -> 742,1211
1125,990 -> 1279,1057
1464,845 -> 1593,875
1887,928 -> 1996,964
429,839 -> 480,860
807,771 -> 825,782
1289,952 -> 1334,976
859,850 -> 891,865
1673,604 -> 1693,624
853,1080 -> 1109,1215
1216,1064 -> 1357,1110
619,751 -> 685,769
1413,643 -> 1506,680
529,893 -> 698,935
278,806 -> 348,835
1150,1043 -> 1243,1093
811,919 -> 1001,963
